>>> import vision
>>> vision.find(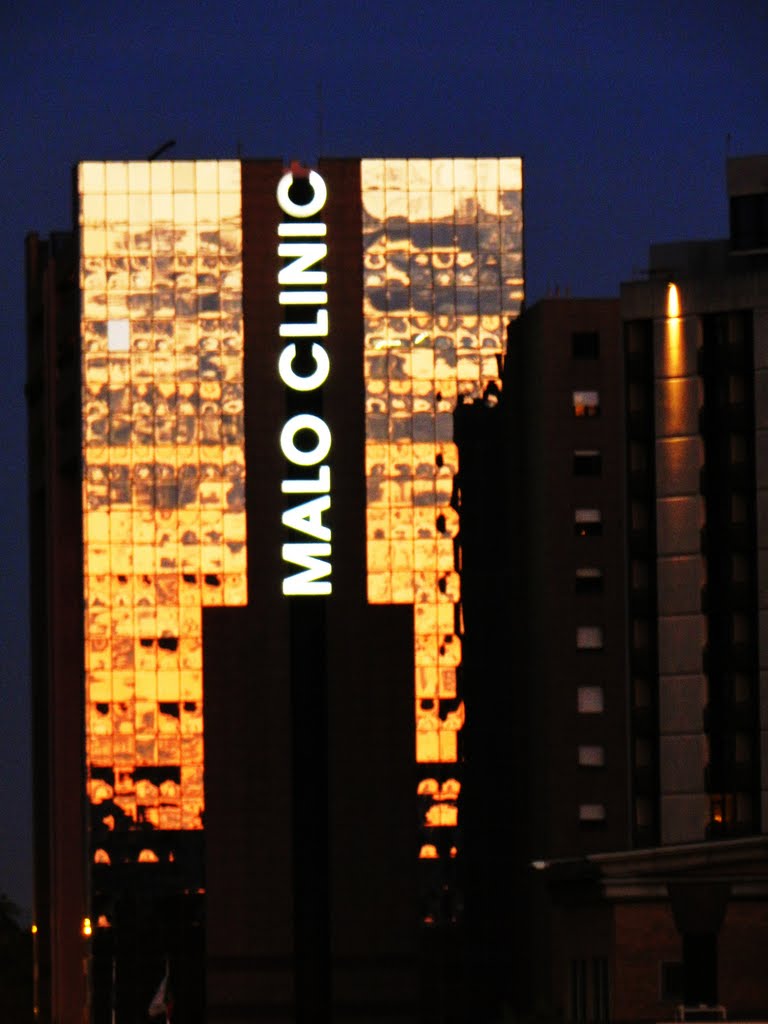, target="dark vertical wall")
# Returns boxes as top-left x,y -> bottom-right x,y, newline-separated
26,231 -> 88,1024
320,158 -> 420,1023
204,160 -> 419,1024
205,159 -> 295,1024
454,388 -> 527,1022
